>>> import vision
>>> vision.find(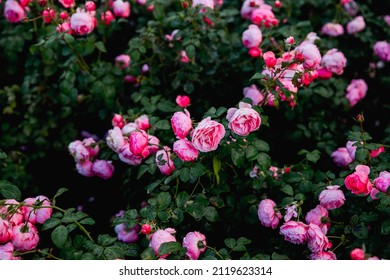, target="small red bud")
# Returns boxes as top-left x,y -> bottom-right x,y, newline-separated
274,0 -> 282,8
182,1 -> 189,9
249,1 -> 256,7
141,224 -> 151,234
356,114 -> 364,123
